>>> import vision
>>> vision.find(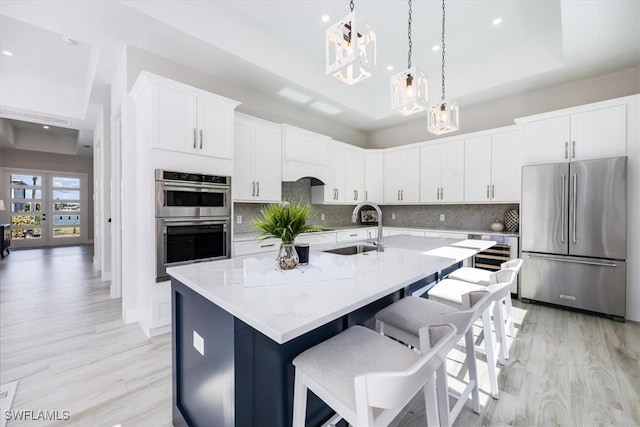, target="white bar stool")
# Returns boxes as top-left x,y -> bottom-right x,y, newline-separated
292,323 -> 457,427
427,270 -> 516,399
448,258 -> 523,286
374,291 -> 492,427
